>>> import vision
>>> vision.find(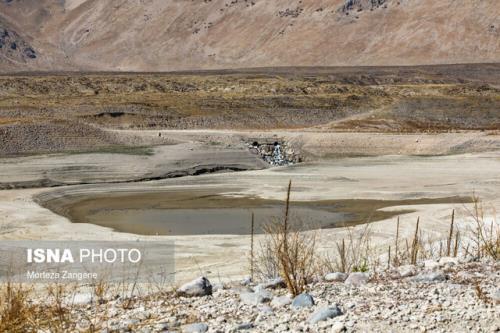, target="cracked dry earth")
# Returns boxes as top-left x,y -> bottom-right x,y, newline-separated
57,259 -> 499,333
